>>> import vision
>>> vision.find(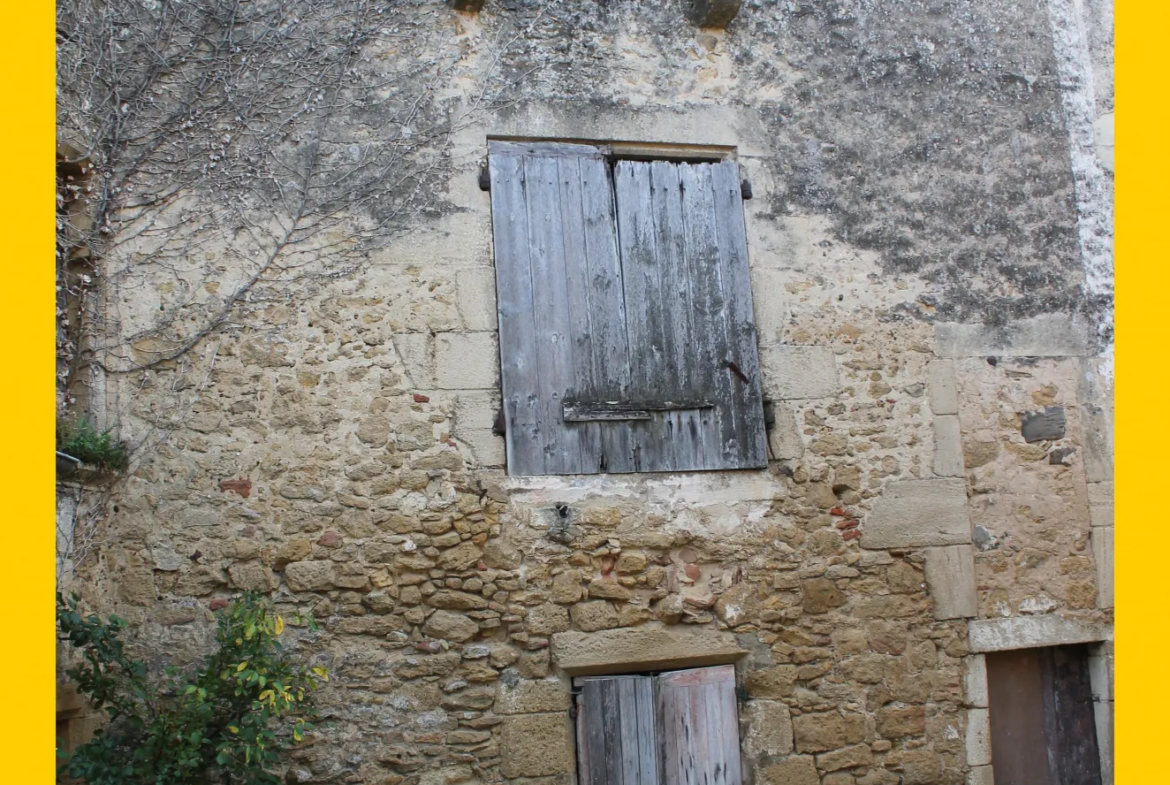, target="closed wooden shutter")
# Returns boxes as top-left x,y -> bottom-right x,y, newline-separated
657,665 -> 742,785
576,676 -> 661,785
488,141 -> 766,476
